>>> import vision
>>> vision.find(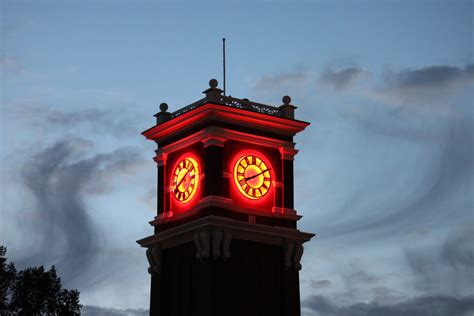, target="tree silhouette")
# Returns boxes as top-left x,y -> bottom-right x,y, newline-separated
0,246 -> 81,315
